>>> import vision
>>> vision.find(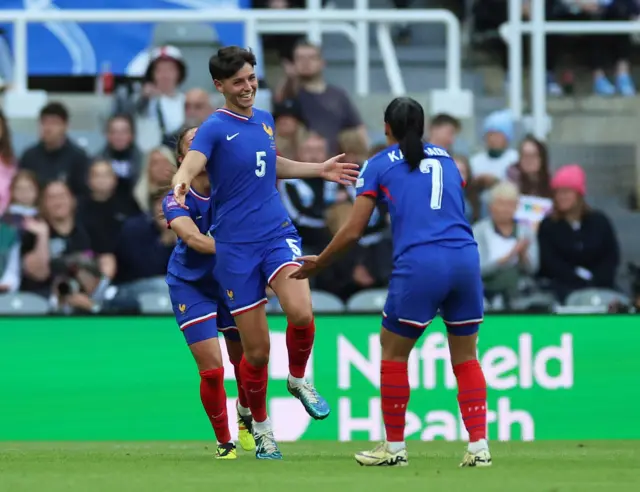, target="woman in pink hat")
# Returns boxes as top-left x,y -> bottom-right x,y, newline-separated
537,164 -> 620,302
